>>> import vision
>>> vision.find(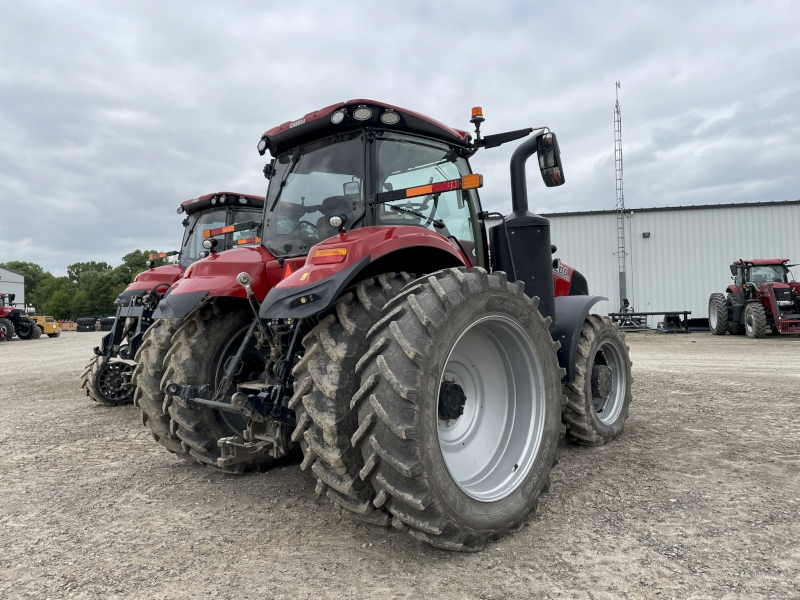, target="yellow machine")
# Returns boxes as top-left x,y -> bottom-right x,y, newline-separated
30,315 -> 61,338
